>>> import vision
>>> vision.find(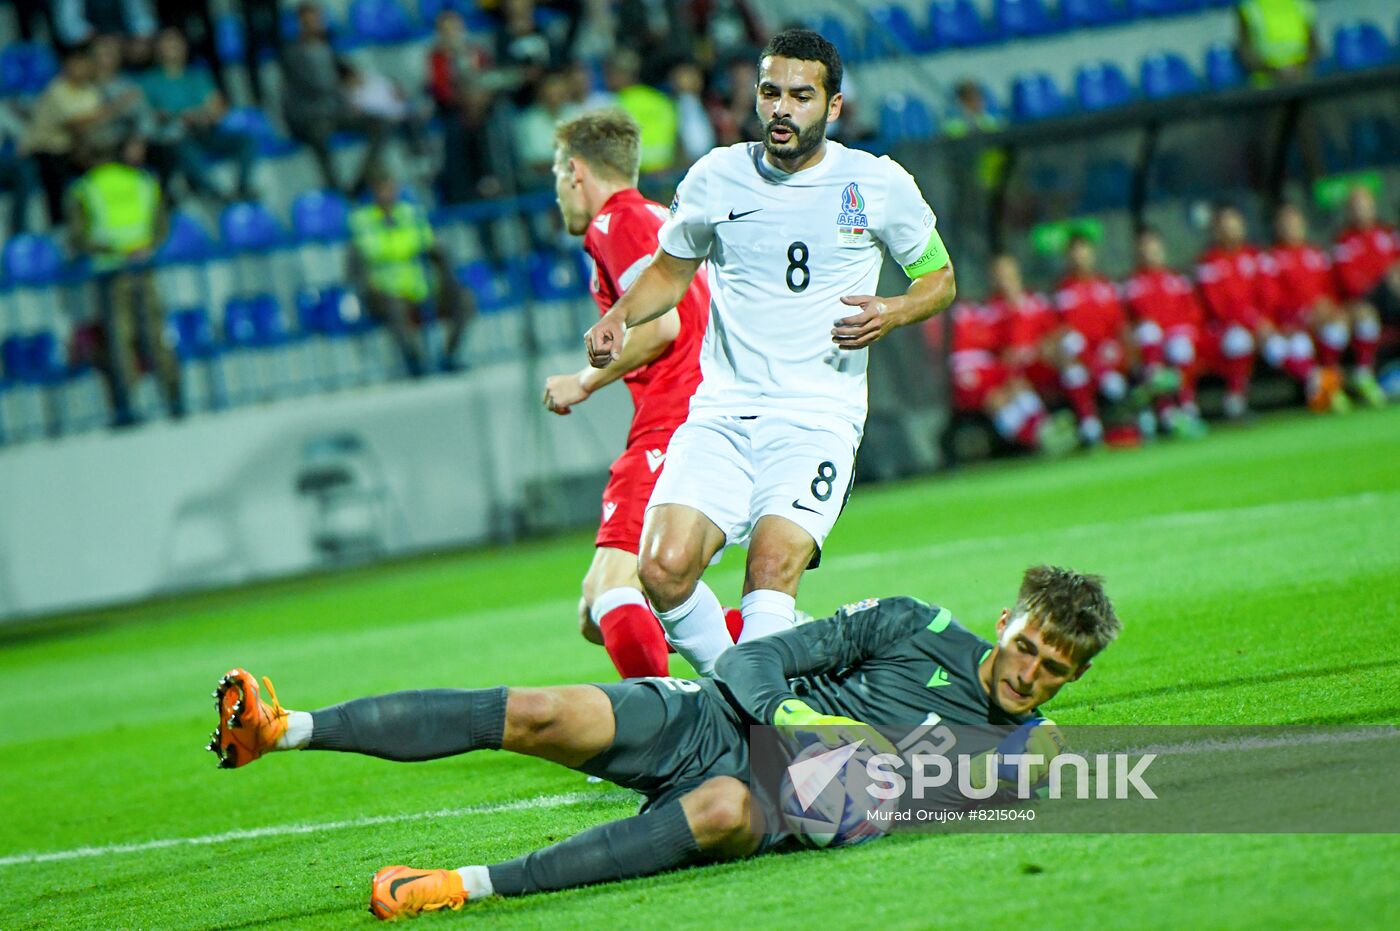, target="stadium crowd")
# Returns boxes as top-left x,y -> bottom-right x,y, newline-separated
940,187 -> 1399,453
